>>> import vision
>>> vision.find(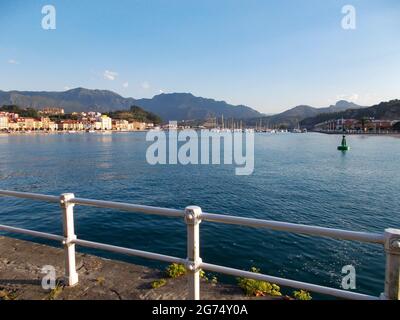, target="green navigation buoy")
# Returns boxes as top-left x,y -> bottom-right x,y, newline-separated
337,135 -> 350,151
